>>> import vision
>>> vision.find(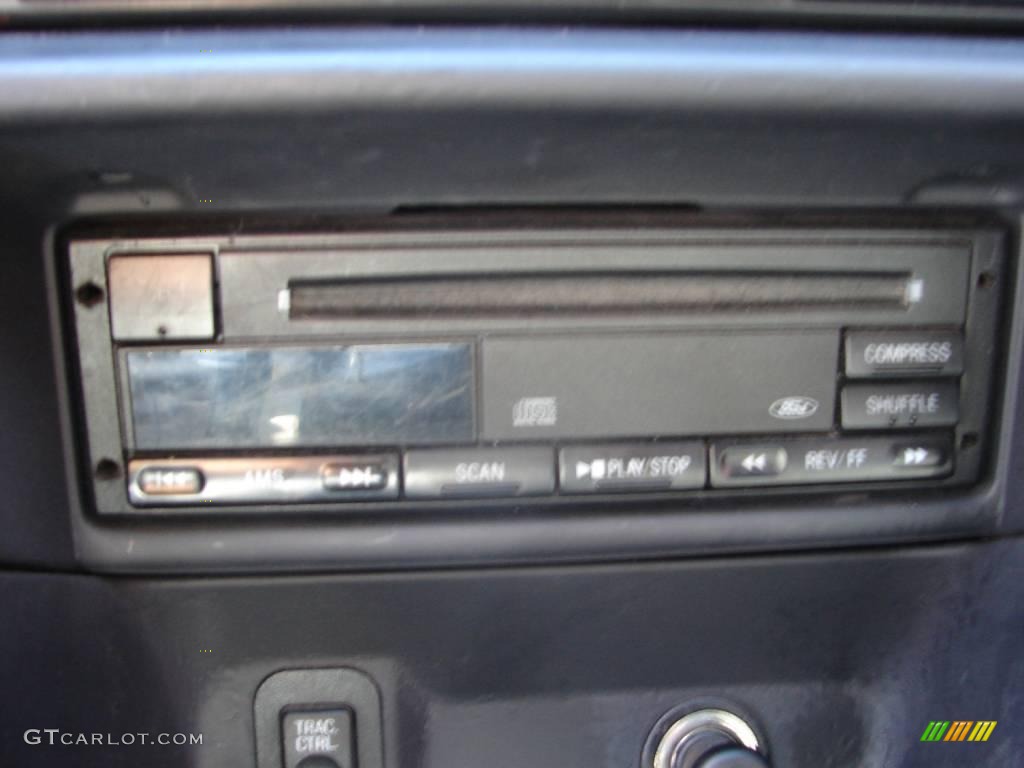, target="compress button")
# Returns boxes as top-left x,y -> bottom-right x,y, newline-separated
845,331 -> 964,377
